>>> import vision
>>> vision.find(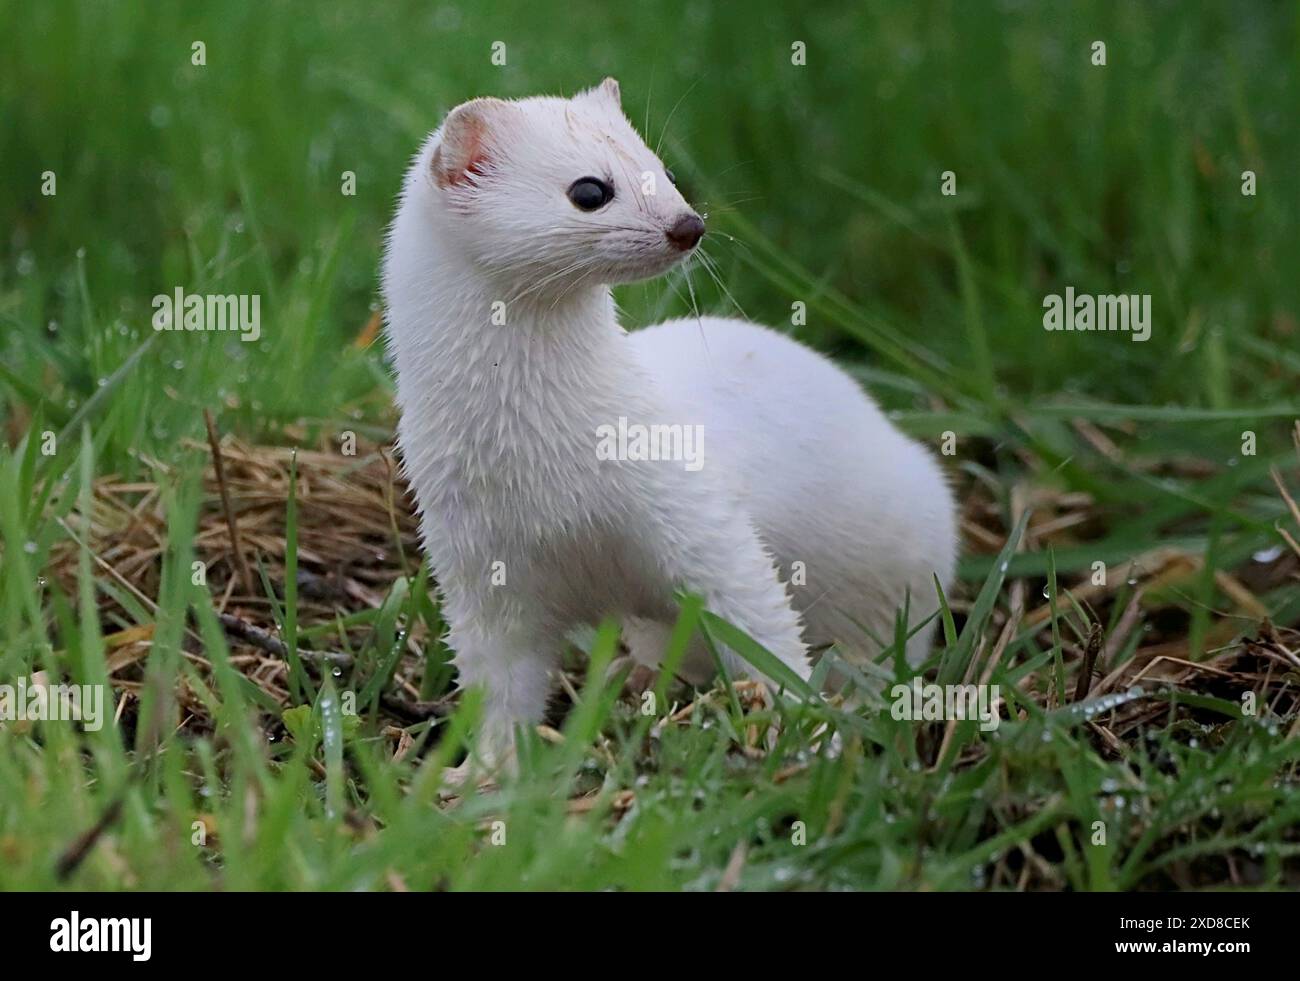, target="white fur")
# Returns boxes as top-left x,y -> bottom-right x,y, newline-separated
381,80 -> 957,762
